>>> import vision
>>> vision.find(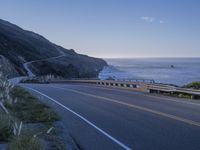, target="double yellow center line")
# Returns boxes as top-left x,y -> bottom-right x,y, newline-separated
53,86 -> 200,127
